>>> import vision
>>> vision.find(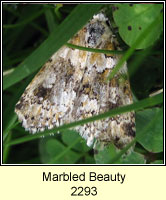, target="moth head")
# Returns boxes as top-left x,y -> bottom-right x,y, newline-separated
85,12 -> 112,48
